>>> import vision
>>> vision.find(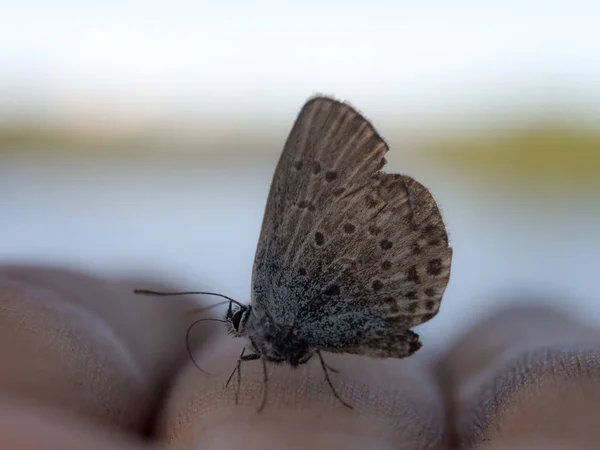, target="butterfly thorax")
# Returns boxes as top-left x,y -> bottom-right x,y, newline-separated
226,304 -> 314,367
